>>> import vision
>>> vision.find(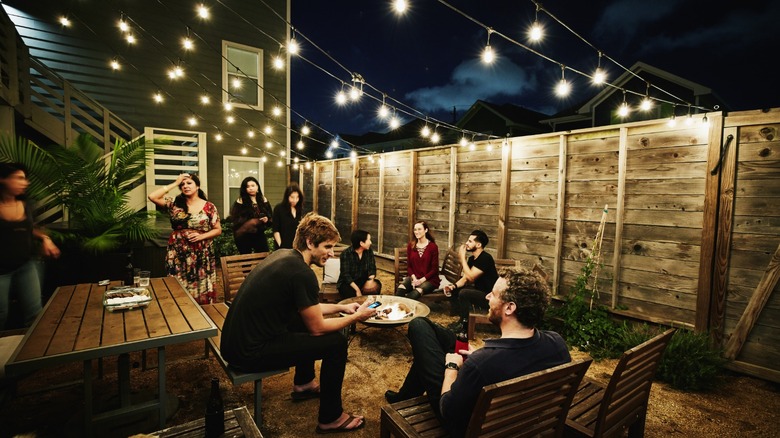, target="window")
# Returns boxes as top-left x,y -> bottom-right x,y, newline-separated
222,41 -> 263,110
223,156 -> 264,215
